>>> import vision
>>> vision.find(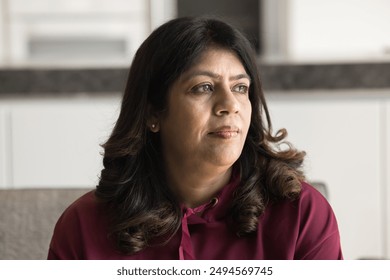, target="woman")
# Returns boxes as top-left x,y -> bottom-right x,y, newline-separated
48,17 -> 343,260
